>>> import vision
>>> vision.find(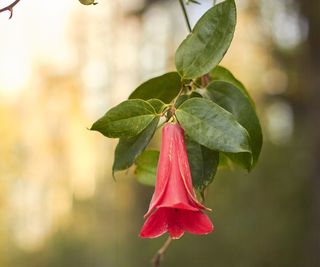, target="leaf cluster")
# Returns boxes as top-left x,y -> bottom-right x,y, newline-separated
90,0 -> 263,197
